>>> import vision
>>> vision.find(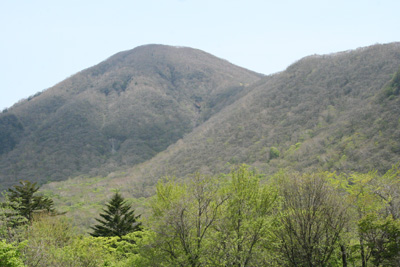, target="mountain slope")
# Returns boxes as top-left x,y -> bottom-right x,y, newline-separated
0,45 -> 262,190
94,43 -> 400,196
37,43 -> 400,229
